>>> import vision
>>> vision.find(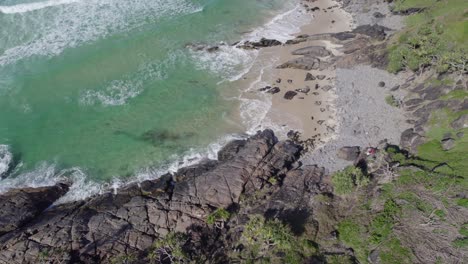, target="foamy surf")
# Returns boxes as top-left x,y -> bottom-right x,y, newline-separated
0,0 -> 202,66
0,133 -> 244,203
0,0 -> 80,14
0,145 -> 13,177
